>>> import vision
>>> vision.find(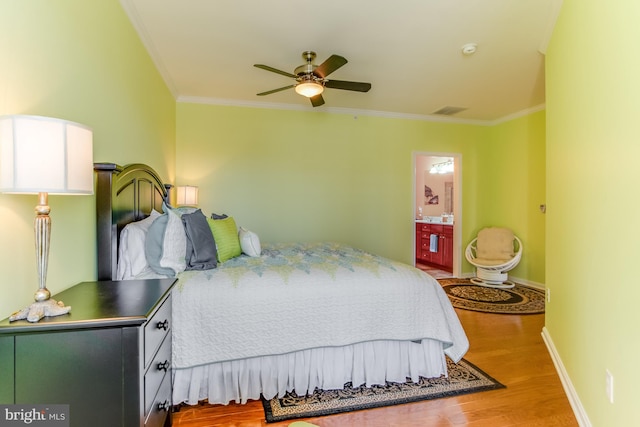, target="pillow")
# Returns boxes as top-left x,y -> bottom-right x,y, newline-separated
116,210 -> 161,280
476,227 -> 515,261
146,204 -> 192,276
211,212 -> 228,220
239,227 -> 261,257
207,216 -> 242,262
182,209 -> 218,270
